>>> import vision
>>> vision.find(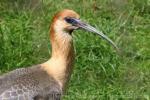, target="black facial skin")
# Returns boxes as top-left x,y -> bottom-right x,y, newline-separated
64,17 -> 79,34
64,17 -> 79,25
